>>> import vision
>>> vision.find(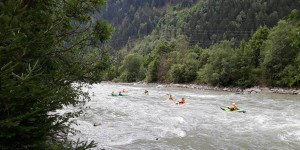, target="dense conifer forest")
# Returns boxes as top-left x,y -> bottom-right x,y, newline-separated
102,0 -> 300,88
